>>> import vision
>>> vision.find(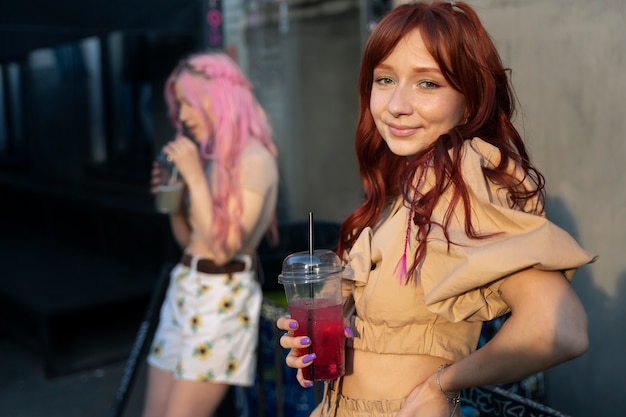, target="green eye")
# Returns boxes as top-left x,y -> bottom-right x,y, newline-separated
375,76 -> 394,85
419,80 -> 439,89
